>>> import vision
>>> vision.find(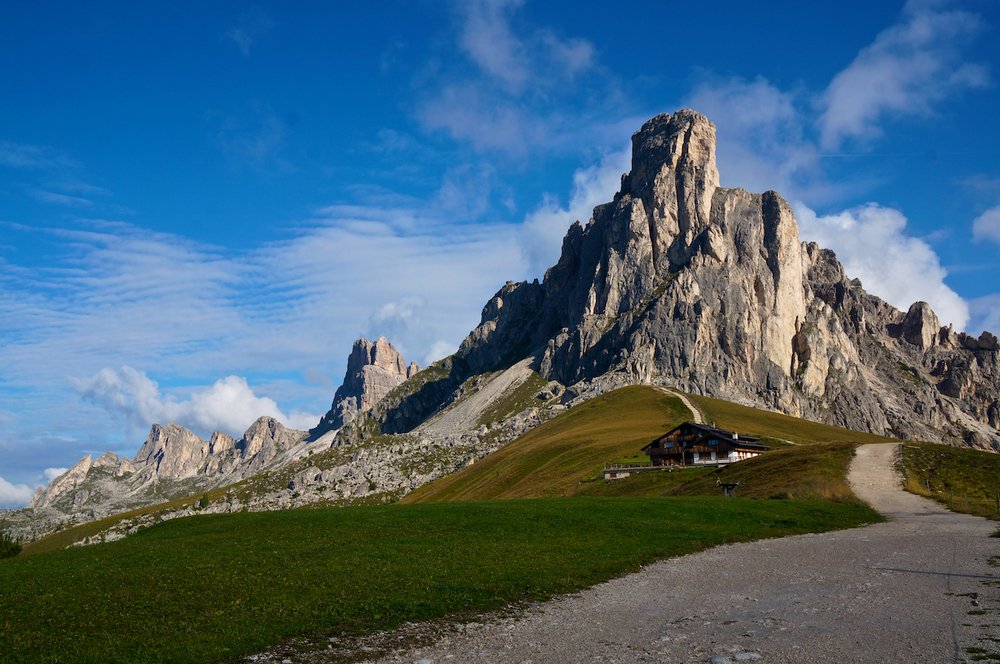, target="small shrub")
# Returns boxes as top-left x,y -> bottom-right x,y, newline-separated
197,495 -> 210,510
768,492 -> 790,500
0,531 -> 21,559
